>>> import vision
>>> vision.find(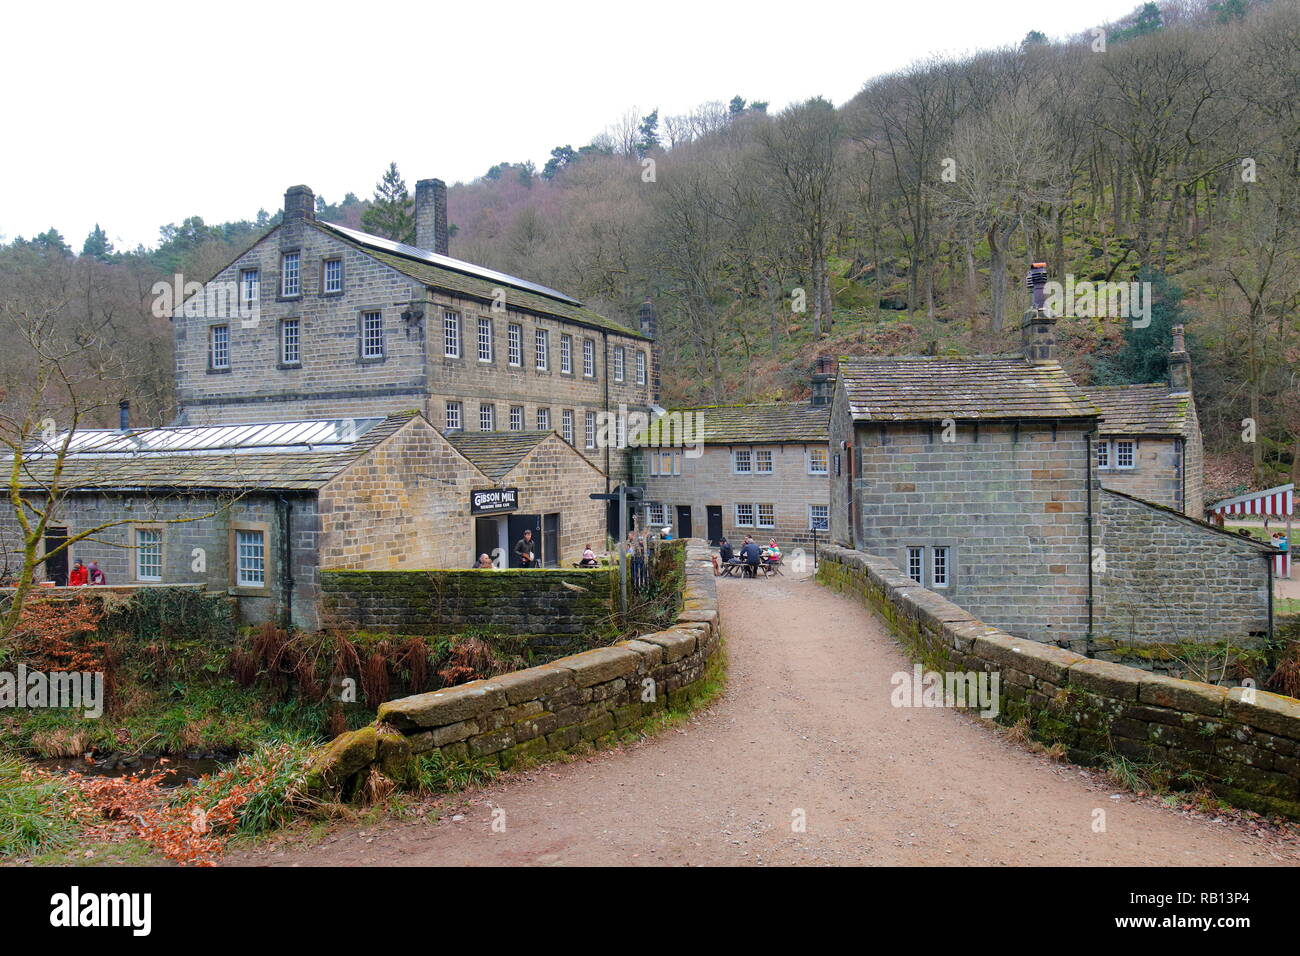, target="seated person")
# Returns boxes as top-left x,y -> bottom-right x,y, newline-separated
740,537 -> 762,577
578,545 -> 599,567
761,539 -> 781,563
713,538 -> 734,575
475,553 -> 494,569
